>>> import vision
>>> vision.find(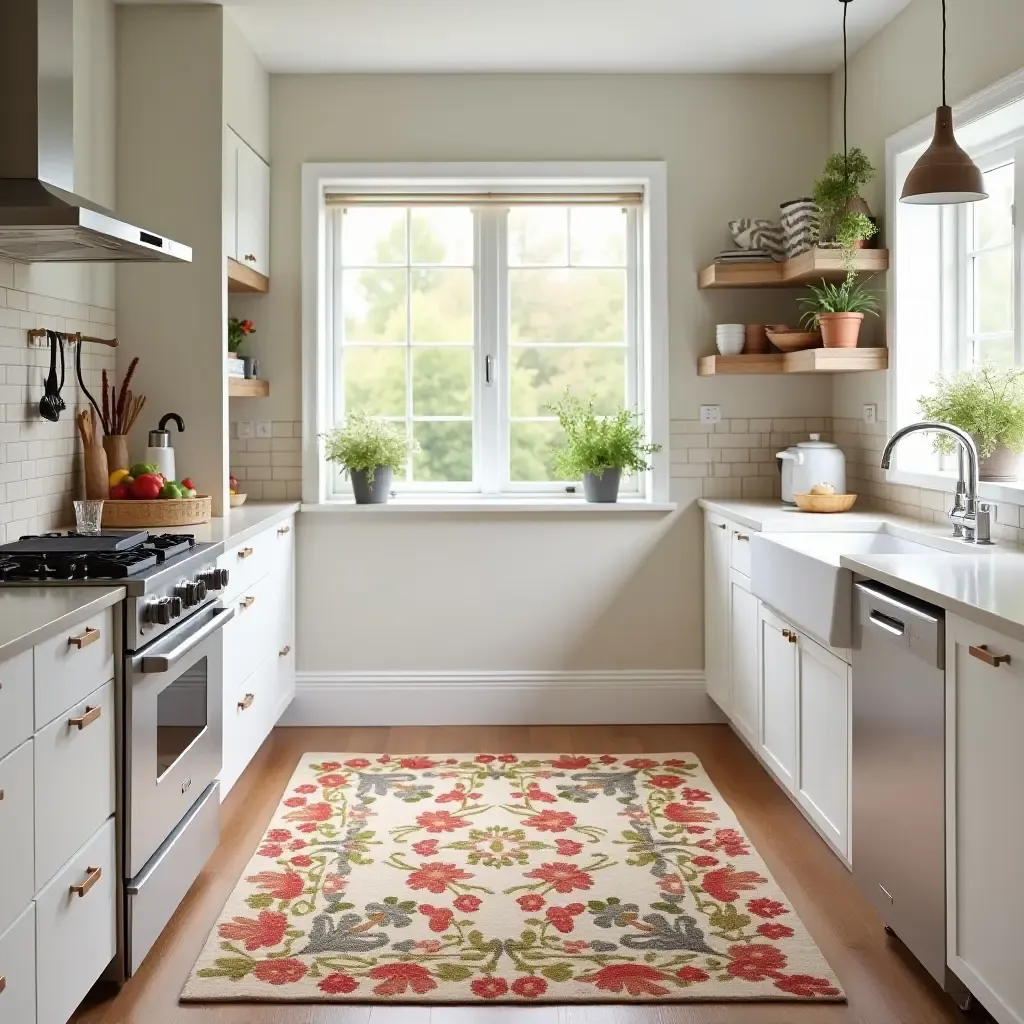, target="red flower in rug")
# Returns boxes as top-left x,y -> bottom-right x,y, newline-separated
522,810 -> 577,832
218,910 -> 287,951
551,755 -> 591,770
663,758 -> 688,767
245,870 -> 304,900
294,784 -> 317,794
498,753 -> 518,762
555,838 -> 585,856
546,902 -> 585,934
677,966 -> 710,983
369,963 -> 438,996
254,959 -> 307,985
511,975 -> 547,998
283,797 -> 306,807
265,828 -> 291,842
747,898 -> 789,919
318,972 -> 359,994
407,862 -> 474,893
714,828 -> 750,856
323,874 -> 346,895
758,922 -> 794,940
400,756 -> 438,769
475,754 -> 496,763
702,866 -> 767,903
378,755 -> 391,763
649,775 -> 682,789
680,787 -> 711,802
453,894 -> 482,913
524,862 -> 594,893
412,839 -> 439,856
417,810 -> 470,833
599,754 -> 618,764
344,758 -> 370,769
726,943 -> 788,982
416,939 -> 442,953
624,758 -> 659,769
525,784 -> 557,803
659,874 -> 686,896
257,843 -> 282,858
774,974 -> 841,998
317,773 -> 348,788
318,761 -> 342,771
284,802 -> 333,823
291,855 -> 313,867
517,894 -> 546,911
471,976 -> 508,999
692,855 -> 718,868
296,823 -> 318,833
688,826 -> 708,834
418,904 -> 454,933
581,963 -> 671,997
289,839 -> 307,850
663,803 -> 719,824
435,790 -> 464,804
